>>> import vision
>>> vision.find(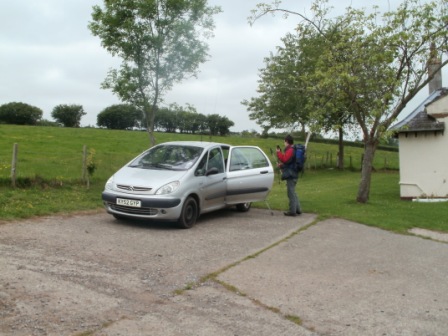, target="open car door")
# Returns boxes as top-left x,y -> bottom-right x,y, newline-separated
225,146 -> 274,205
